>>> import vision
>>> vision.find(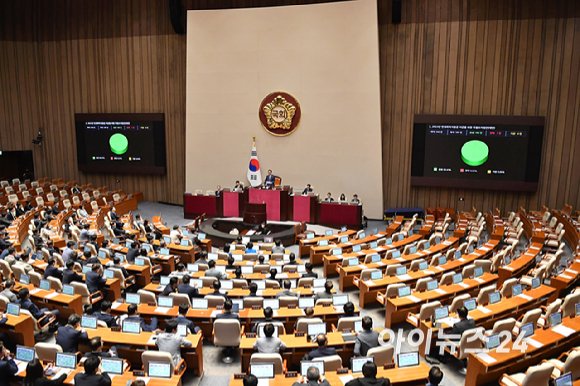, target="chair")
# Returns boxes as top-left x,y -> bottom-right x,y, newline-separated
367,345 -> 394,366
232,279 -> 248,289
453,327 -> 484,374
8,194 -> 18,204
474,260 -> 492,273
500,278 -> 518,298
72,196 -> 81,205
0,260 -> 13,280
256,322 -> 286,335
213,319 -> 242,363
11,265 -> 25,281
35,343 -> 63,362
205,295 -> 225,308
250,353 -> 286,374
71,282 -> 103,306
546,229 -> 565,248
62,199 -> 71,209
538,299 -> 562,328
449,294 -> 471,314
295,318 -> 324,333
462,264 -> 476,279
169,293 -> 191,308
360,269 -> 380,281
201,277 -> 216,288
439,272 -> 455,286
499,362 -> 554,386
336,317 -> 362,331
22,190 -> 30,199
35,196 -> 44,207
21,309 -> 57,337
279,296 -> 299,308
544,349 -> 580,379
142,351 -> 186,376
47,277 -> 63,292
513,309 -> 542,335
243,297 -> 264,309
110,268 -> 136,290
313,355 -> 342,371
486,318 -> 516,336
265,280 -> 279,289
385,283 -> 405,299
28,271 -> 42,287
409,259 -> 426,272
385,264 -> 402,276
477,285 -> 497,306
414,277 -> 432,292
297,278 -> 313,287
561,292 -> 580,318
